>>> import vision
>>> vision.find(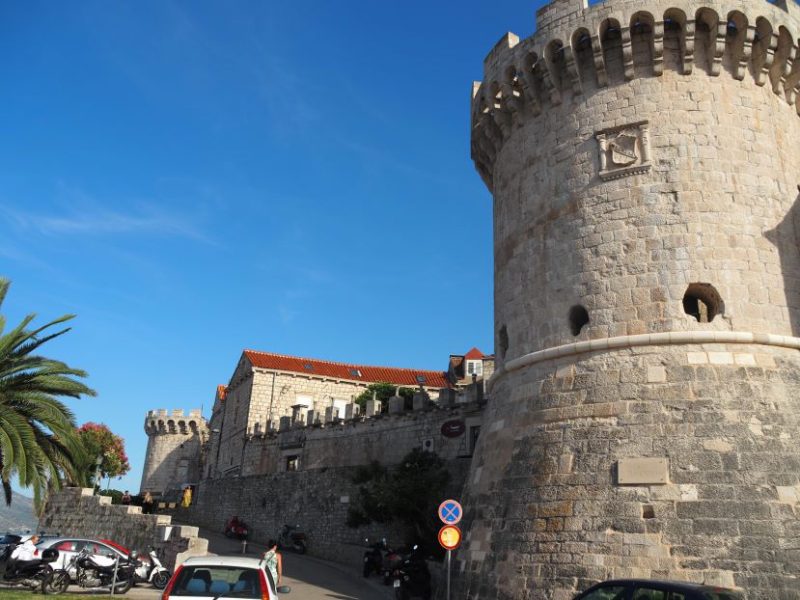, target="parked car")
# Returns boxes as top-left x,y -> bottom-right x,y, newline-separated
573,579 -> 744,600
161,556 -> 291,600
36,537 -> 130,572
